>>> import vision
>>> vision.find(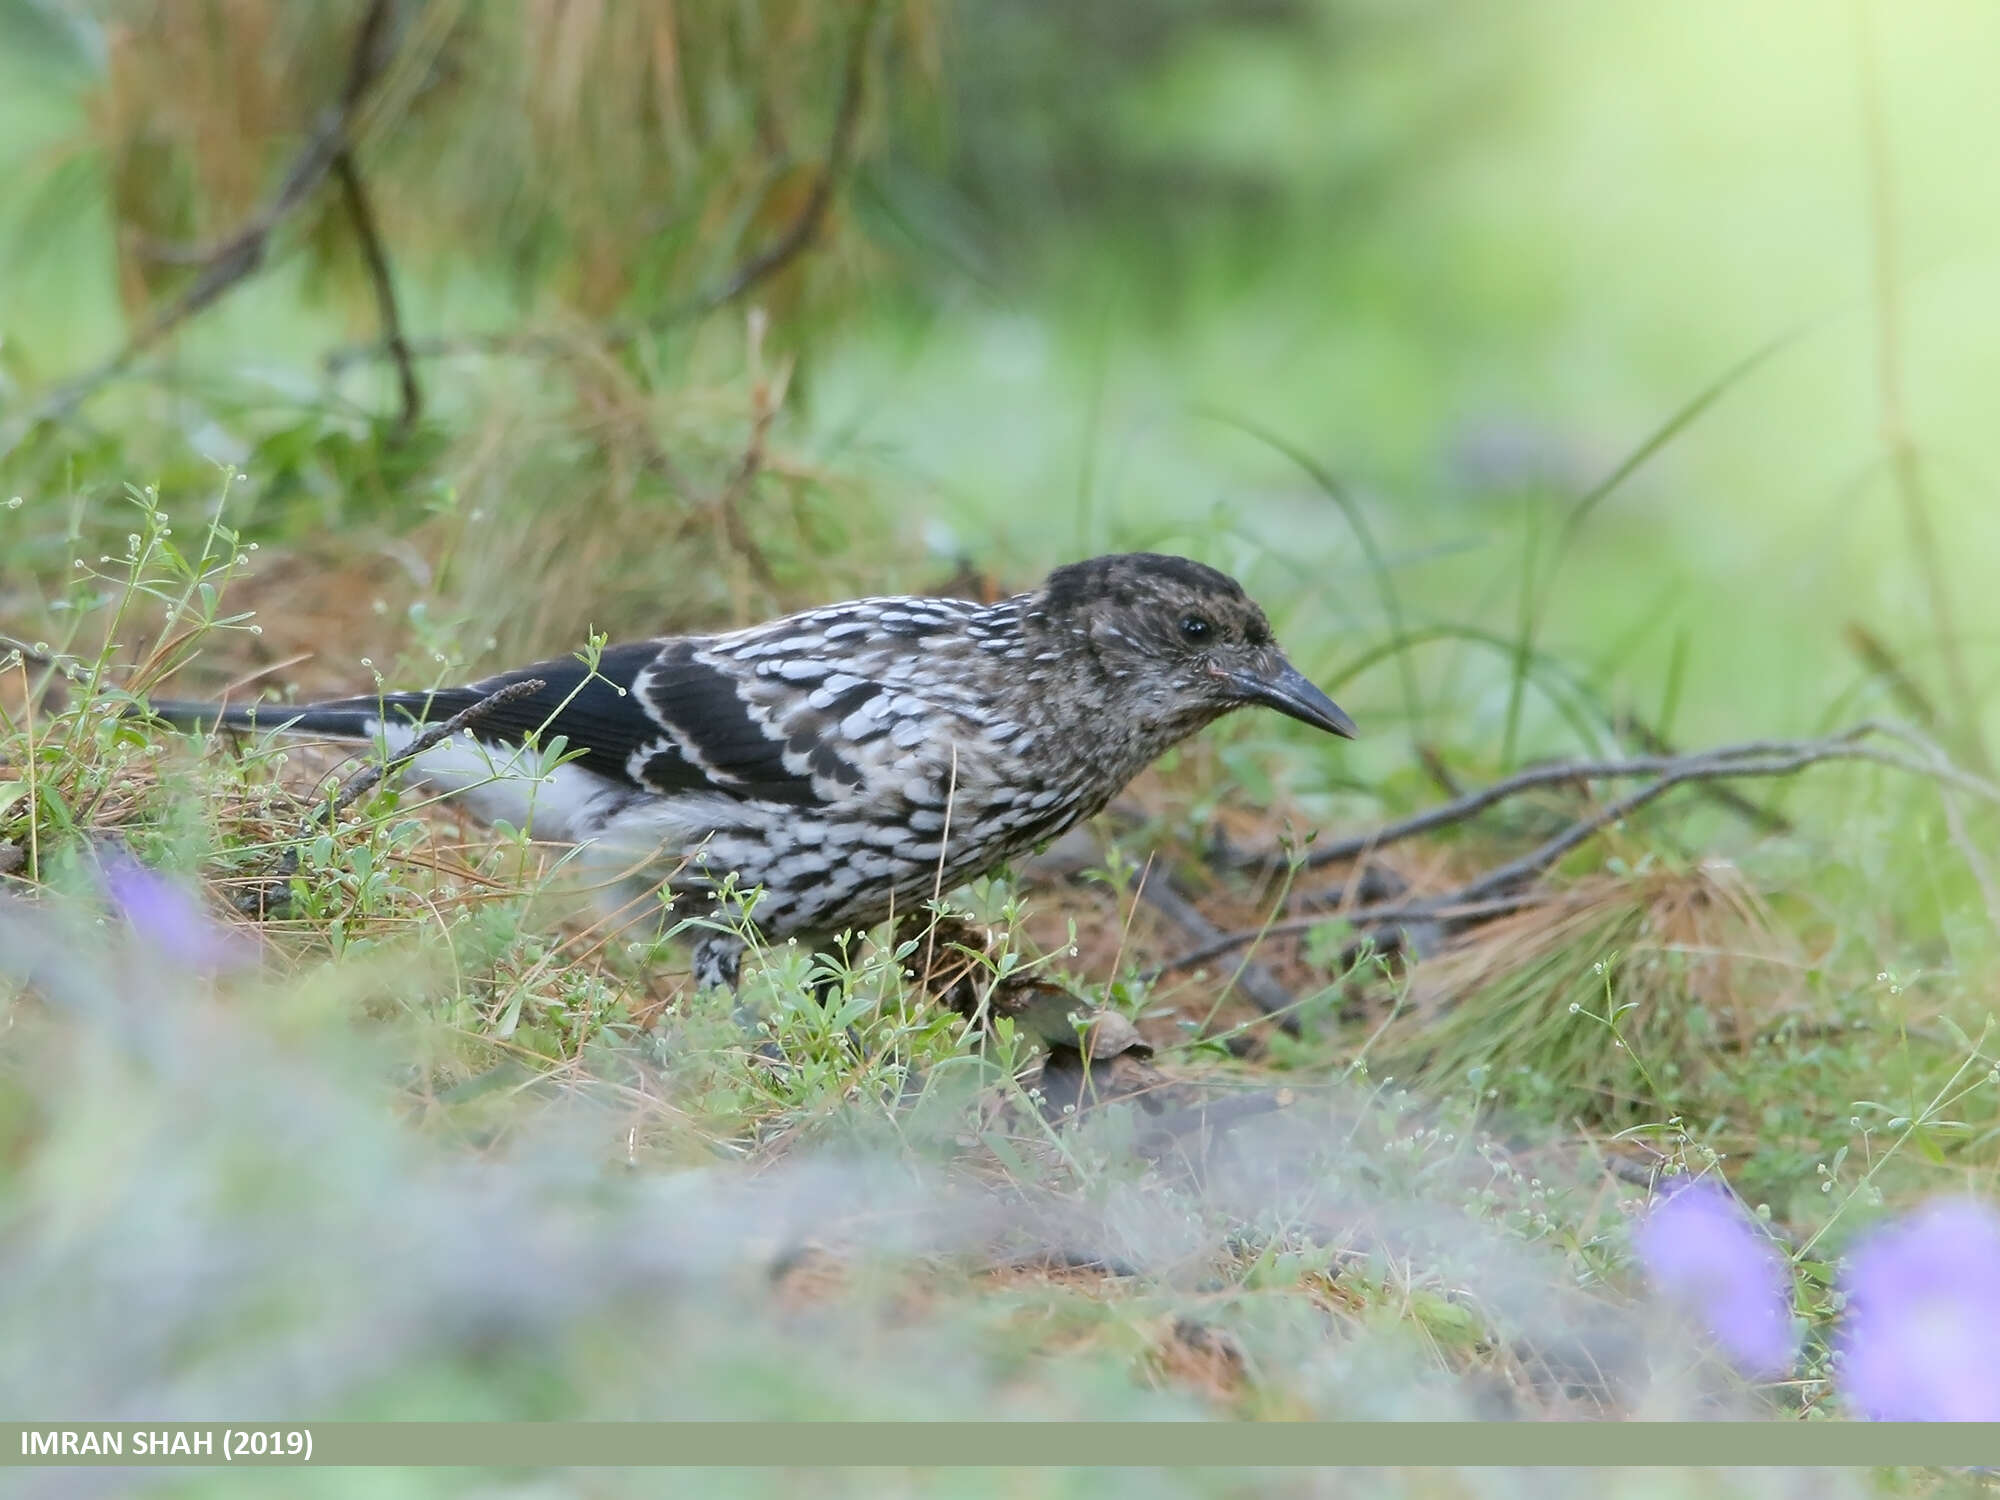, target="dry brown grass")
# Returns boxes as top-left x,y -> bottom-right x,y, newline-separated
1376,860 -> 1806,1123
80,0 -> 937,331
